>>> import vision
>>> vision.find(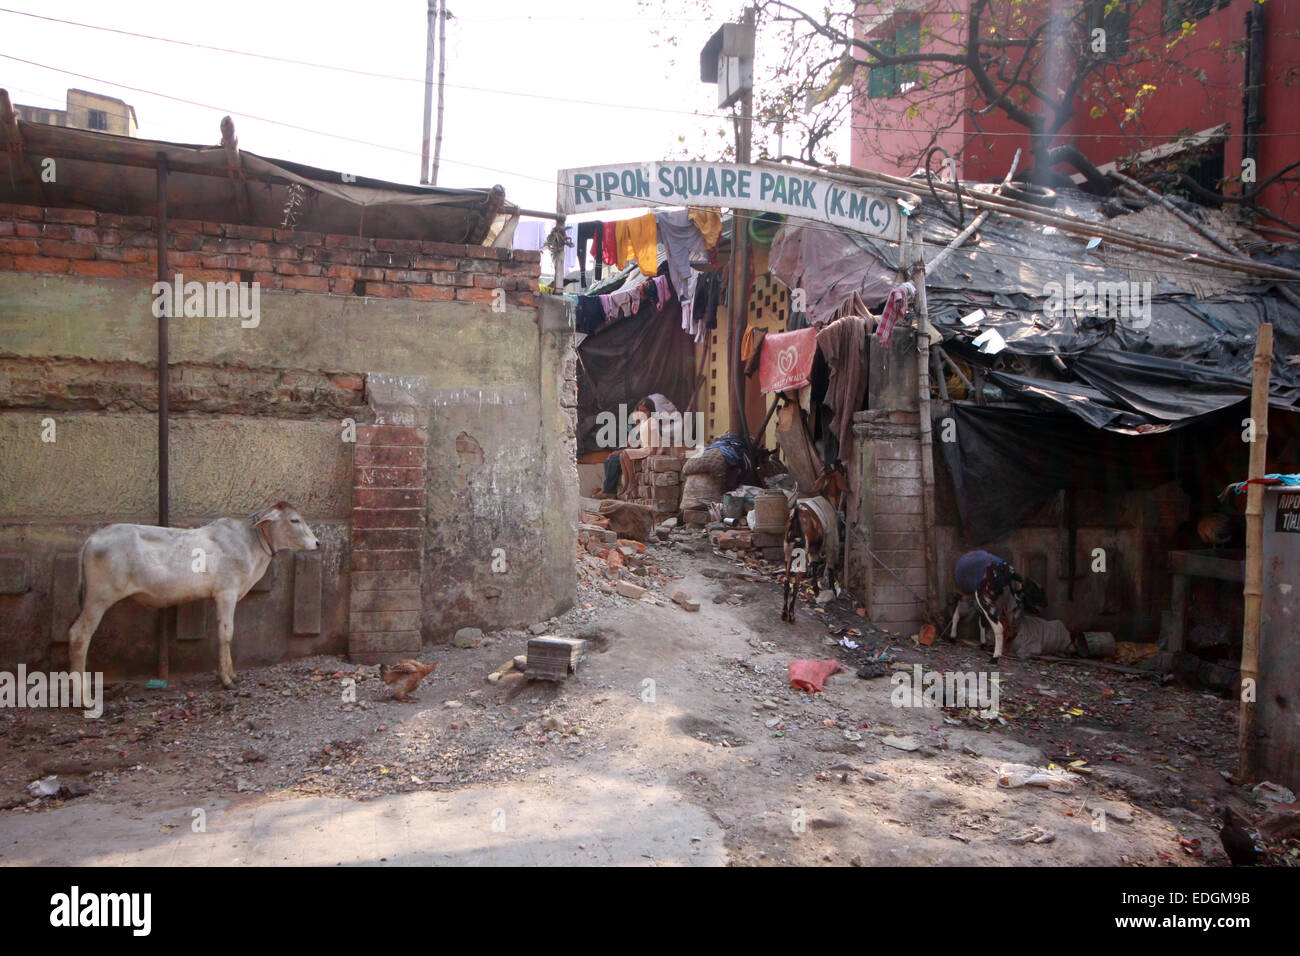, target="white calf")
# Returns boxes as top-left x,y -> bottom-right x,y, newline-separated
67,502 -> 319,687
